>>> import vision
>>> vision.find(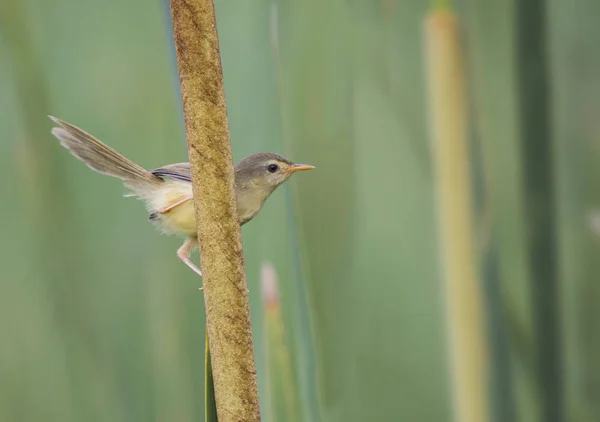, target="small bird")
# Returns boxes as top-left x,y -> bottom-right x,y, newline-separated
49,116 -> 314,278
